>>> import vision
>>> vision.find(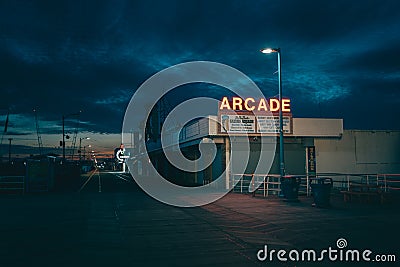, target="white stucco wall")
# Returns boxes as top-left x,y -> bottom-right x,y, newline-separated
315,130 -> 400,174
